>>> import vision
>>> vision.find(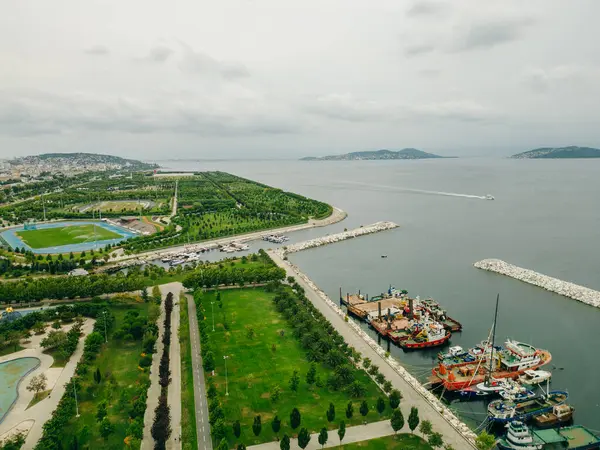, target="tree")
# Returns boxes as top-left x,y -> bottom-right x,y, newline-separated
237,444 -> 247,450
391,409 -> 404,434
99,417 -> 114,440
32,322 -> 46,335
290,408 -> 301,430
152,286 -> 161,302
338,421 -> 346,445
271,415 -> 281,438
280,434 -> 290,450
345,401 -> 354,419
326,402 -> 335,422
419,420 -> 433,436
346,381 -> 366,398
429,432 -> 444,448
152,395 -> 172,446
408,407 -> 420,433
246,327 -> 255,340
212,419 -> 226,442
475,431 -> 496,450
40,330 -> 67,350
52,321 -> 62,330
306,363 -> 316,386
142,288 -> 149,303
289,370 -> 300,392
26,373 -> 47,399
318,427 -> 328,448
217,439 -> 229,450
270,385 -> 282,402
252,415 -> 262,437
96,400 -> 108,422
94,367 -> 102,384
359,400 -> 369,418
389,390 -> 402,409
233,420 -> 241,439
362,357 -> 371,369
376,397 -> 386,416
297,428 -> 311,449
203,351 -> 215,372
